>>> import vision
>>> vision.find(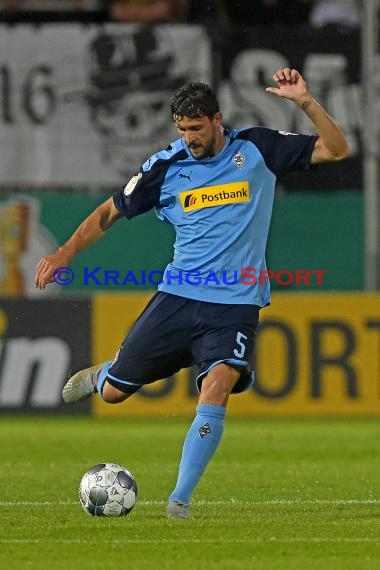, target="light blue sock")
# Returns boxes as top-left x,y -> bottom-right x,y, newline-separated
168,403 -> 226,504
96,361 -> 112,399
